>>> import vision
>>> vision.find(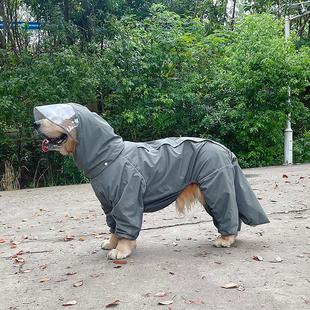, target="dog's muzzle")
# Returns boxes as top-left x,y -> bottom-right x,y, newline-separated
34,121 -> 68,152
